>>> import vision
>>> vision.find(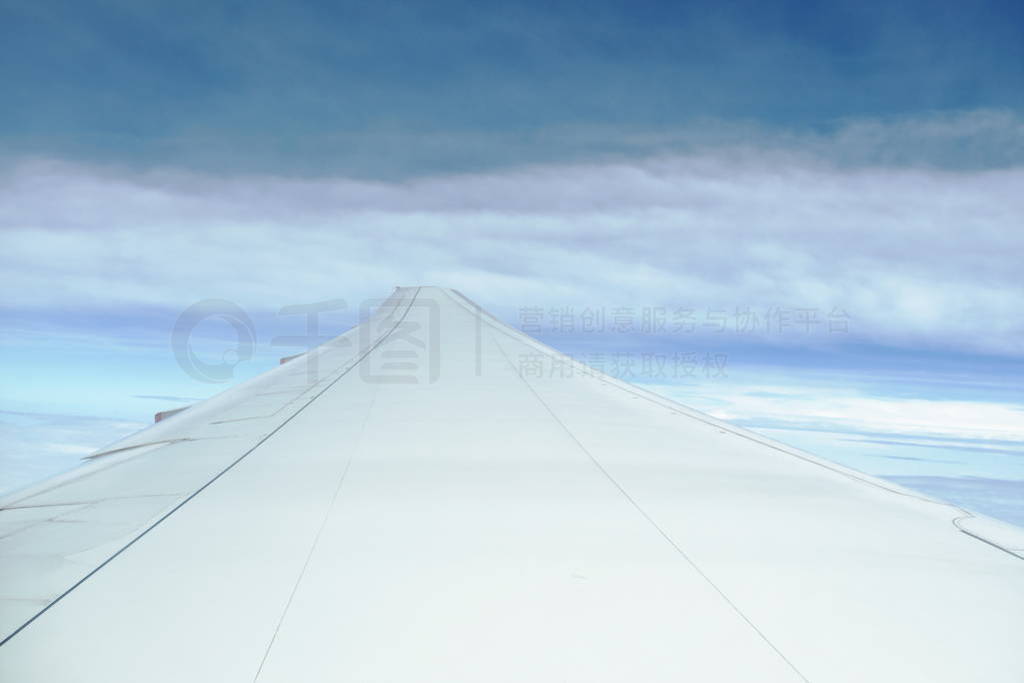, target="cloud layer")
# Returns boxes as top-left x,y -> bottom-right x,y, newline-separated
3,119 -> 1021,357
